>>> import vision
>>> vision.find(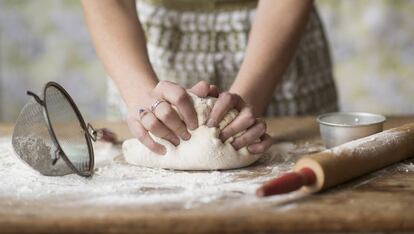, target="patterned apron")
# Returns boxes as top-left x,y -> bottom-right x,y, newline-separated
107,0 -> 338,120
